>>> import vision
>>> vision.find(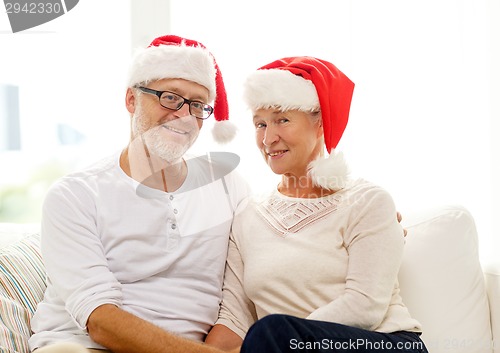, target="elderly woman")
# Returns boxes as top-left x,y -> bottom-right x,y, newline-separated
206,57 -> 428,353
